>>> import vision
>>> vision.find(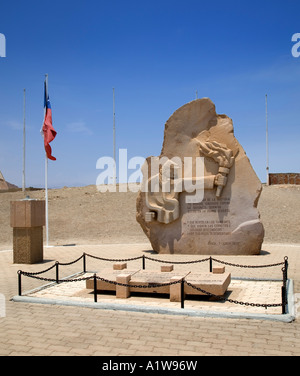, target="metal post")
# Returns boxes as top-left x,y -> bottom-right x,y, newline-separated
284,256 -> 288,280
93,274 -> 97,303
281,285 -> 286,314
83,253 -> 86,273
209,257 -> 212,273
18,271 -> 22,296
282,267 -> 287,288
142,255 -> 145,270
55,261 -> 59,283
181,279 -> 185,309
281,266 -> 287,314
